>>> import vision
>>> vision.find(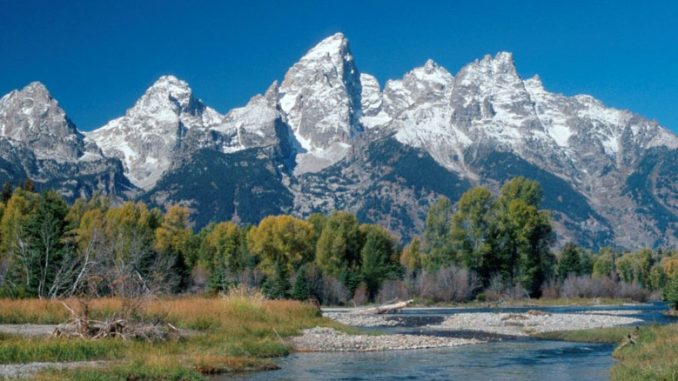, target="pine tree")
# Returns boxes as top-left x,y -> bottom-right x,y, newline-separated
291,265 -> 310,301
262,260 -> 290,299
557,242 -> 583,280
